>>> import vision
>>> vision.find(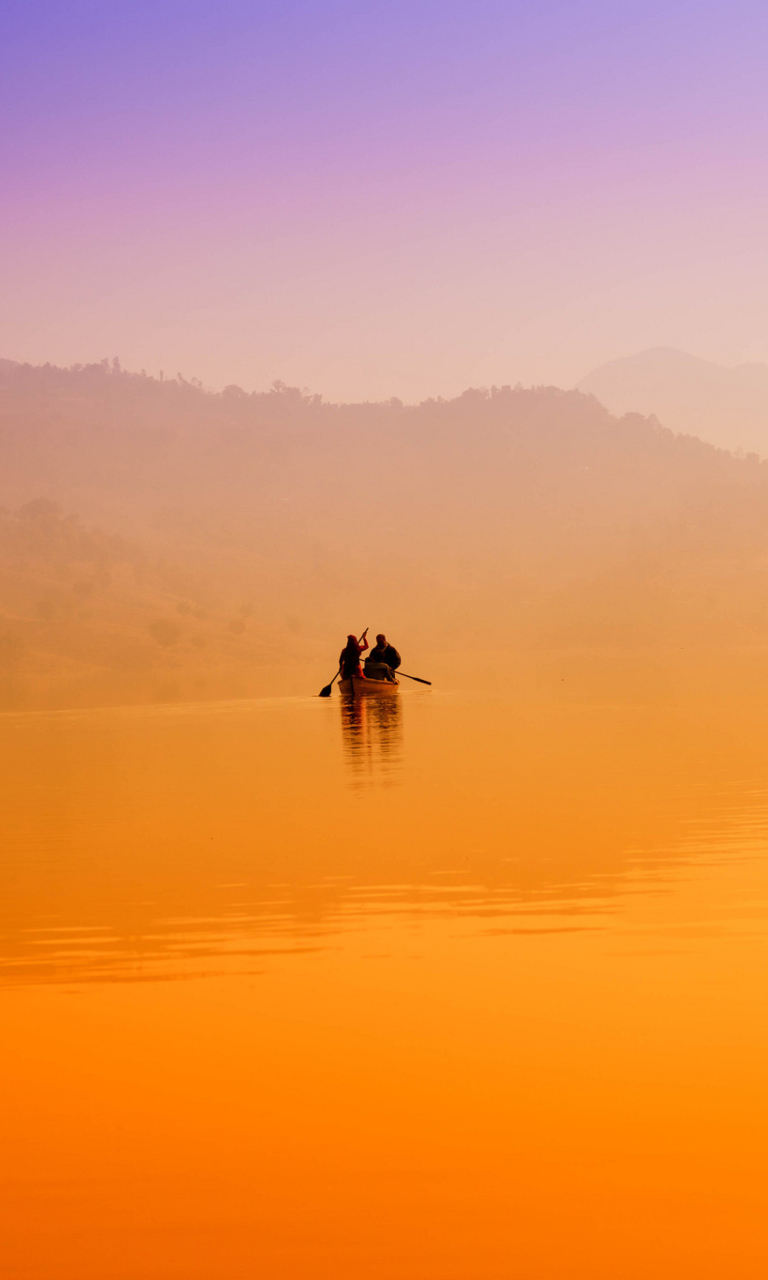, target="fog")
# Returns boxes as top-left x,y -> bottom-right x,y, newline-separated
2,357 -> 768,708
